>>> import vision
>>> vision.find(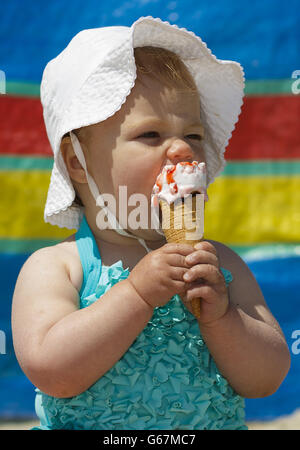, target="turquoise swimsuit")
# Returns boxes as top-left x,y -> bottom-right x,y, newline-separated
33,216 -> 247,430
